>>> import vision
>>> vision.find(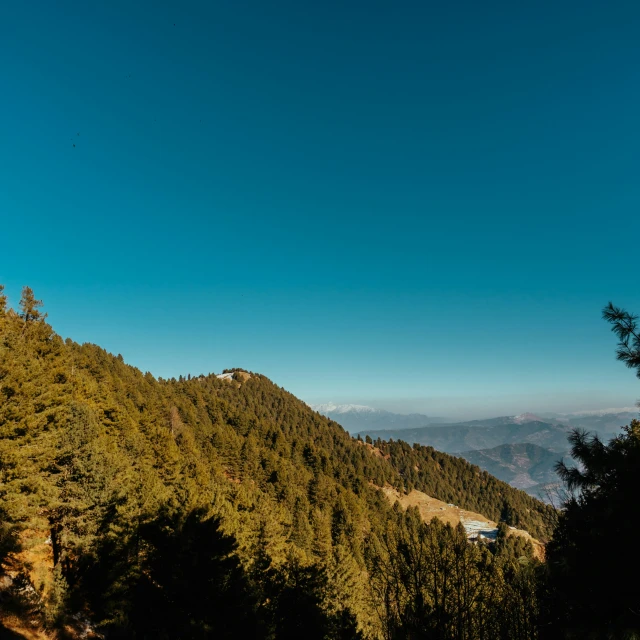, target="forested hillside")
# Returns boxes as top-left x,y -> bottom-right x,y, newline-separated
362,438 -> 553,540
0,287 -> 553,639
